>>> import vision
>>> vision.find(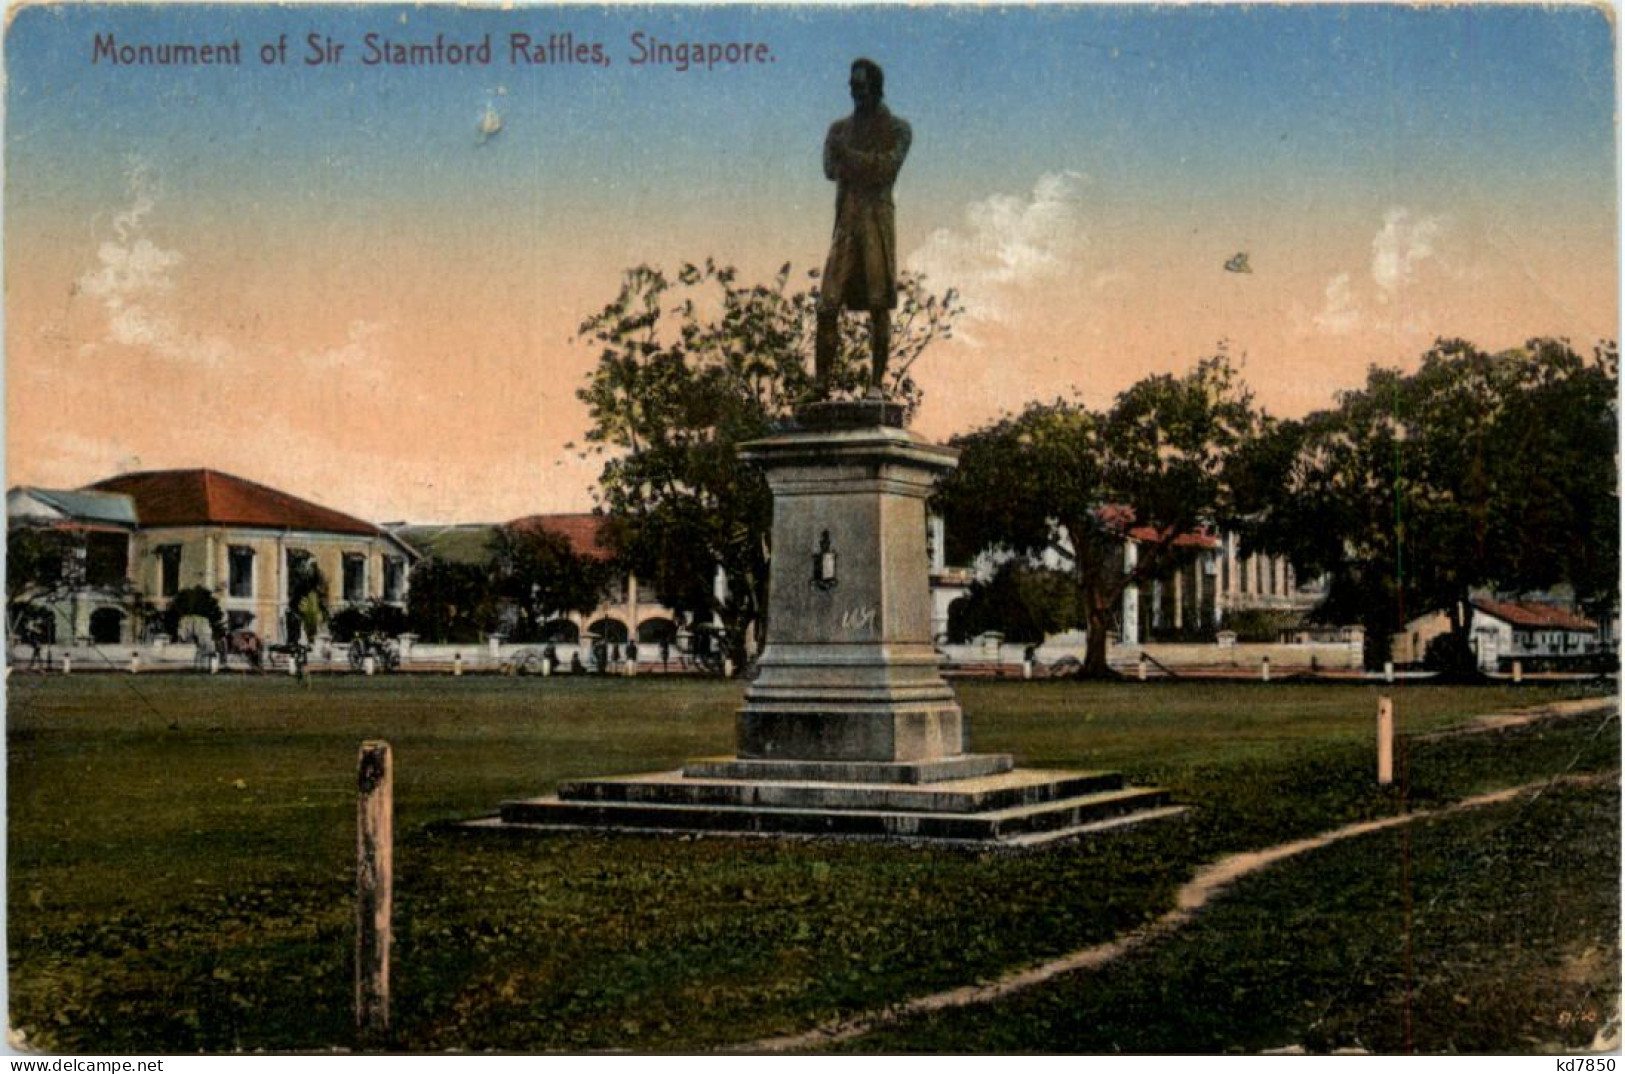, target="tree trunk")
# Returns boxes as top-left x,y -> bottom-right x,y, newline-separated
1080,601 -> 1116,679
